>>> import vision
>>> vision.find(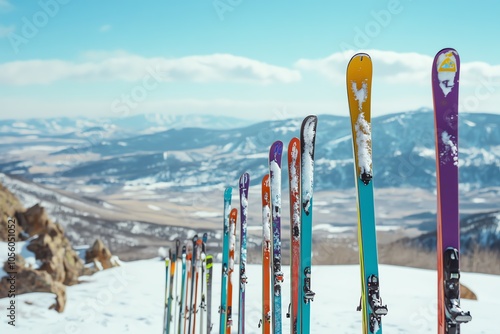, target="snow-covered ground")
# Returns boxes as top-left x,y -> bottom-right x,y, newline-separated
0,259 -> 497,333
